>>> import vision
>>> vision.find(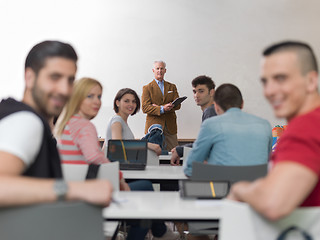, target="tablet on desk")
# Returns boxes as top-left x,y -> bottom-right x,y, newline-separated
172,96 -> 187,107
179,180 -> 230,199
